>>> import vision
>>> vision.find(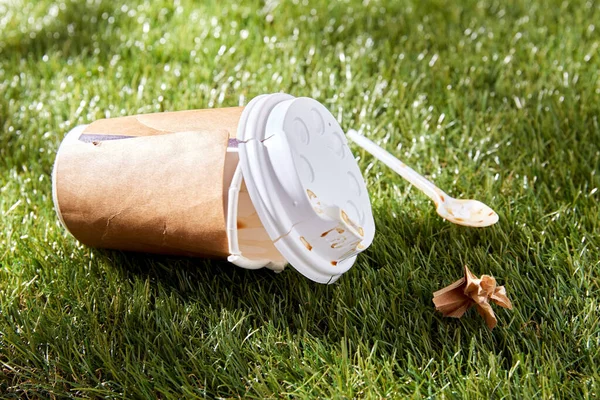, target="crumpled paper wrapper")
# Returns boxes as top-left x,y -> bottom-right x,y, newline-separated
433,265 -> 512,329
53,107 -> 244,258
